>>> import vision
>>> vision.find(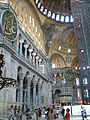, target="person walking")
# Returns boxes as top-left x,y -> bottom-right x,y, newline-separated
50,109 -> 54,120
61,104 -> 65,120
10,105 -> 15,120
8,107 -> 12,120
16,109 -> 20,120
81,106 -> 84,120
38,108 -> 42,120
64,108 -> 70,120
